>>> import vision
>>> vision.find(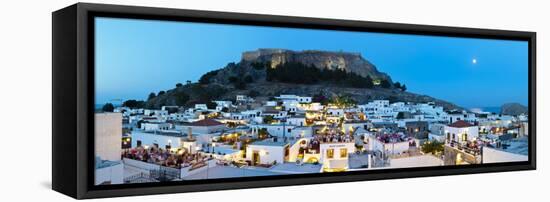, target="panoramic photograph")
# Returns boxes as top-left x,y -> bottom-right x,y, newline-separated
93,17 -> 529,185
